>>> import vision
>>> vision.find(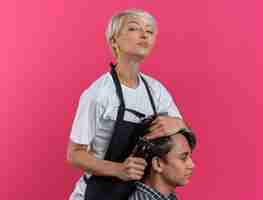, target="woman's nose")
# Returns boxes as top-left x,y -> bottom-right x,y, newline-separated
139,28 -> 148,39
